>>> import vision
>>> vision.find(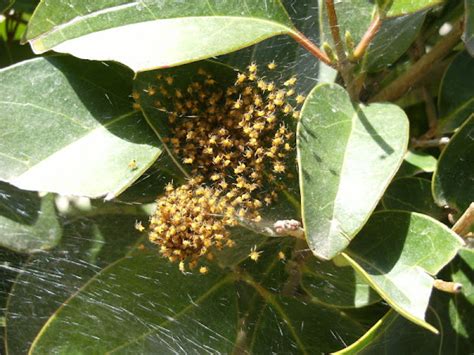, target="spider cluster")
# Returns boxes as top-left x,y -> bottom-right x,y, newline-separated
135,62 -> 304,271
